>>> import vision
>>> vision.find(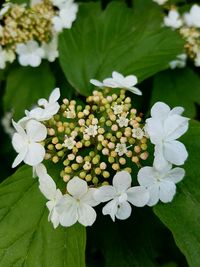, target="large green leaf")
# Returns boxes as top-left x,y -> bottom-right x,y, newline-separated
154,120 -> 200,267
151,68 -> 200,118
3,62 -> 55,120
59,1 -> 184,95
0,165 -> 86,267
